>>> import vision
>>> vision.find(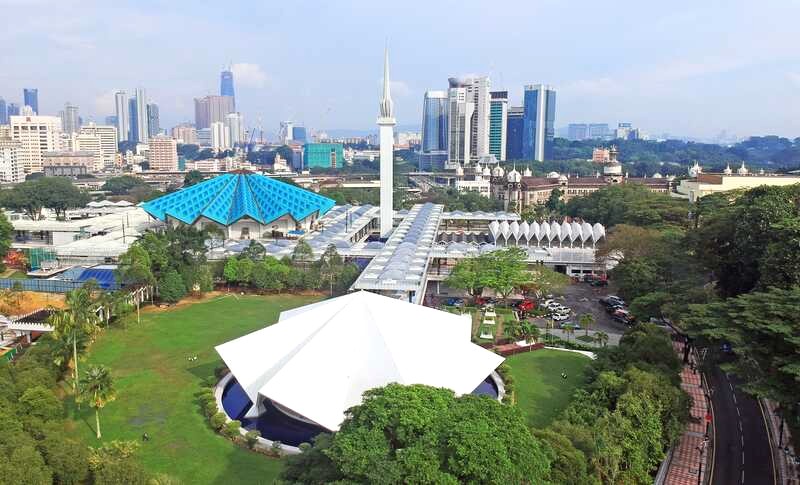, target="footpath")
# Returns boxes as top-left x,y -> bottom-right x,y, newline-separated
659,340 -> 712,485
